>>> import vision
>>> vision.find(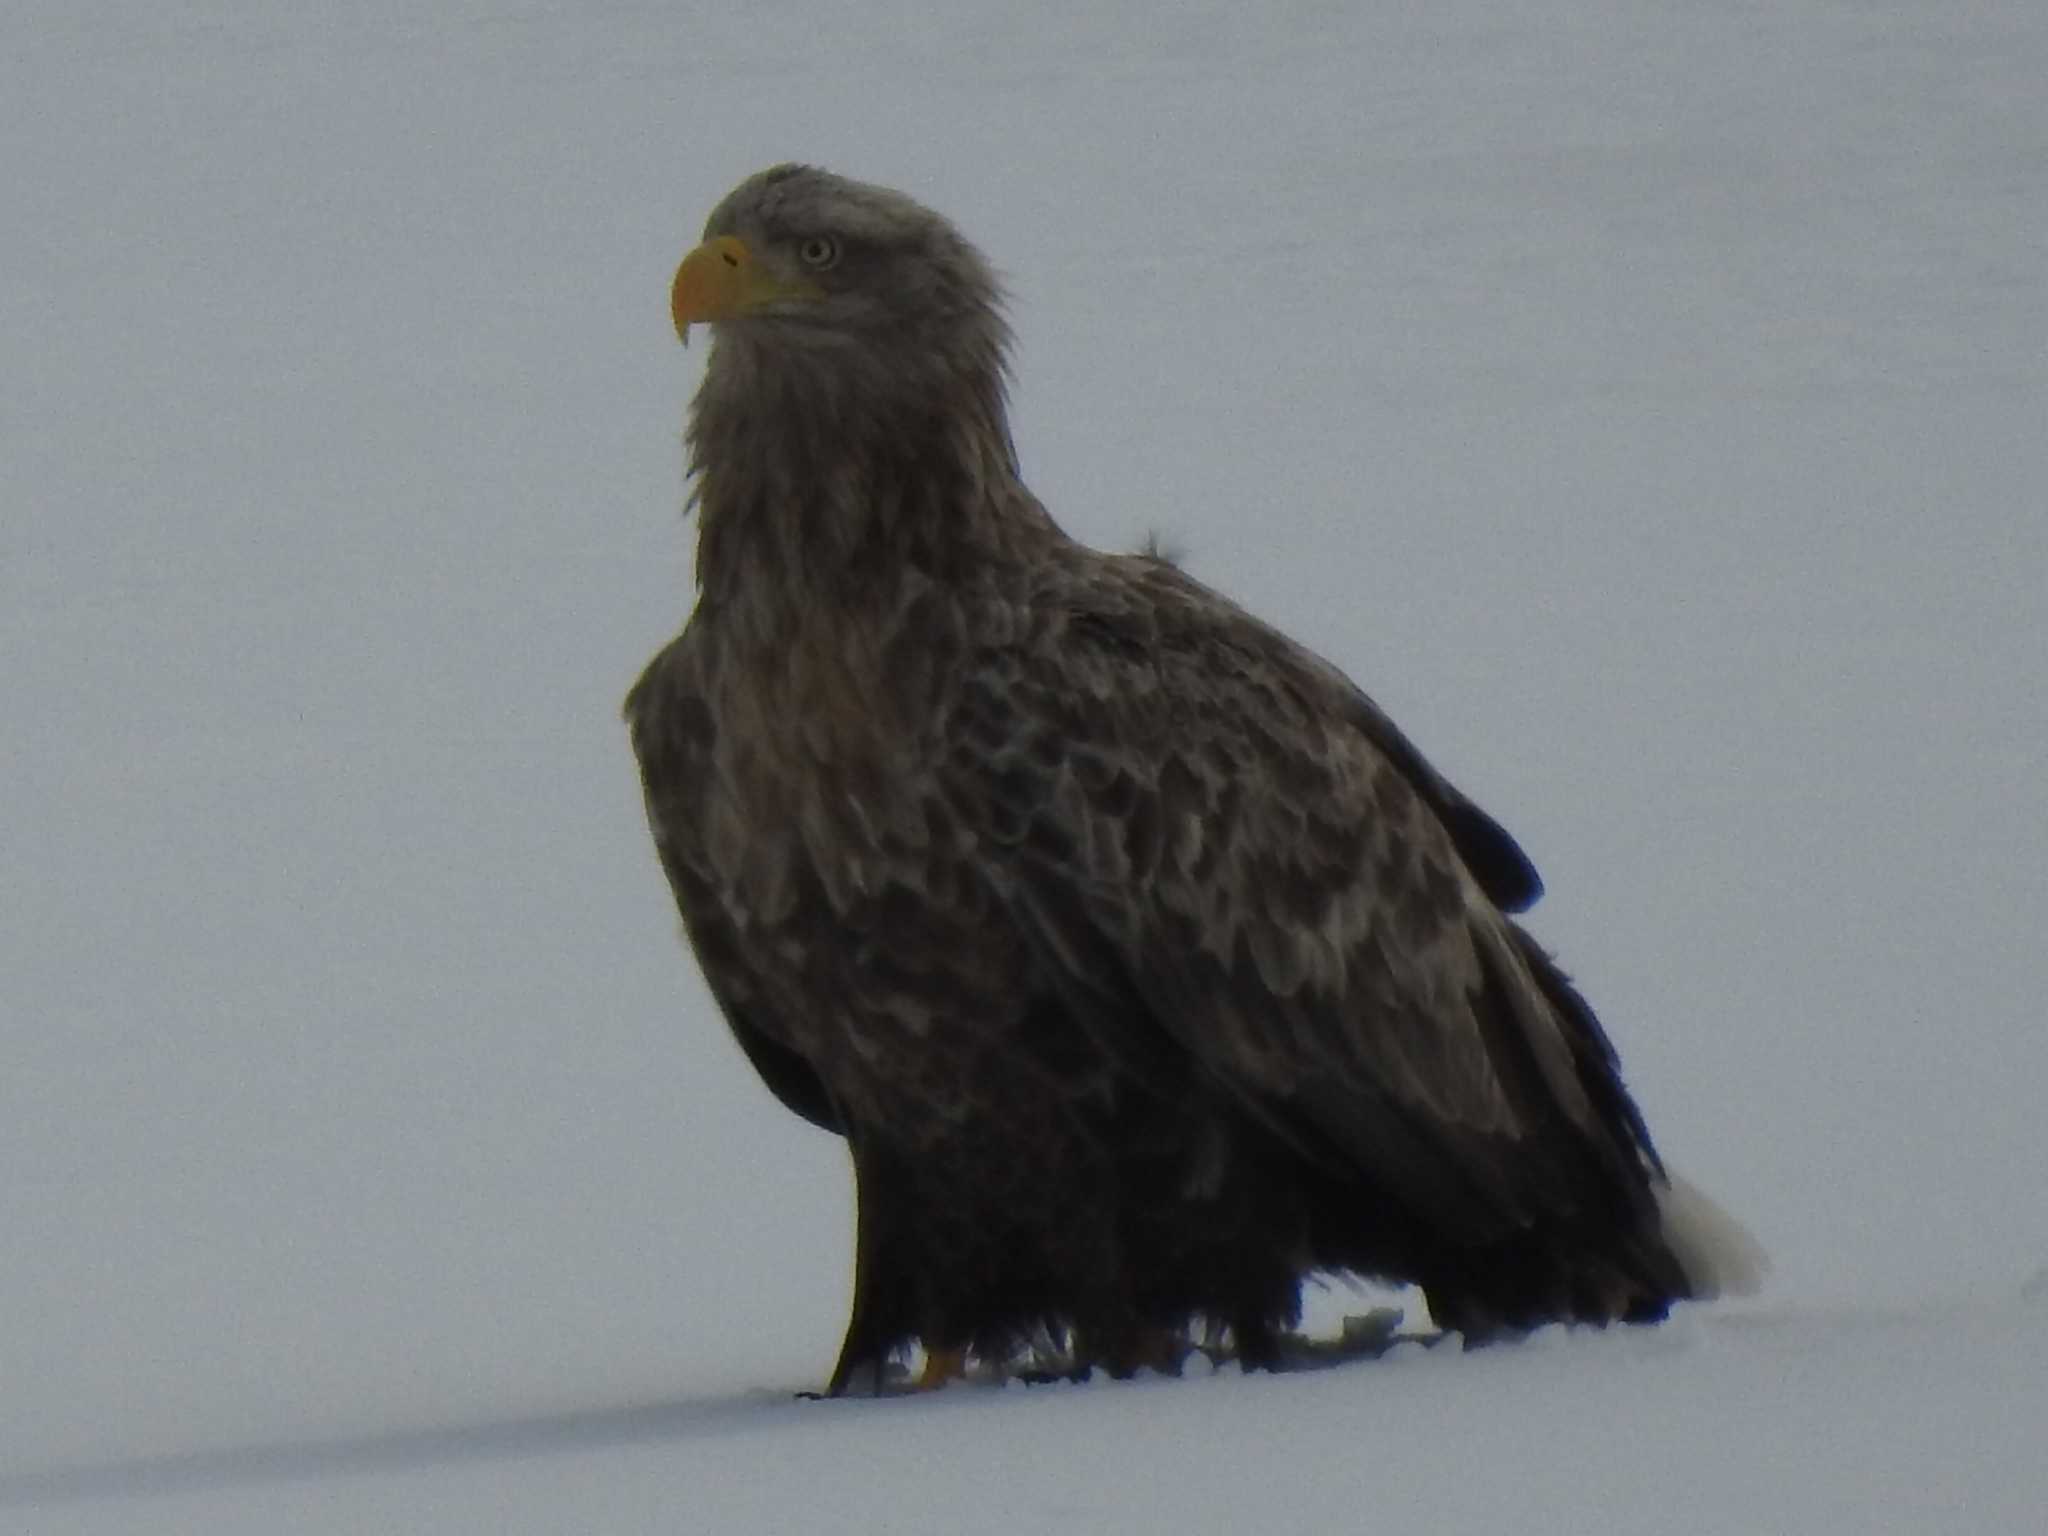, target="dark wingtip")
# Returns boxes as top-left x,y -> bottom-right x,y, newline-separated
1445,802 -> 1544,912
